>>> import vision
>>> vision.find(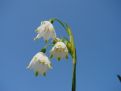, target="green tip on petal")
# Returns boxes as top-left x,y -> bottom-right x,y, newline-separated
57,57 -> 61,61
40,48 -> 46,53
39,61 -> 45,65
43,72 -> 46,76
35,71 -> 39,77
50,55 -> 53,59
